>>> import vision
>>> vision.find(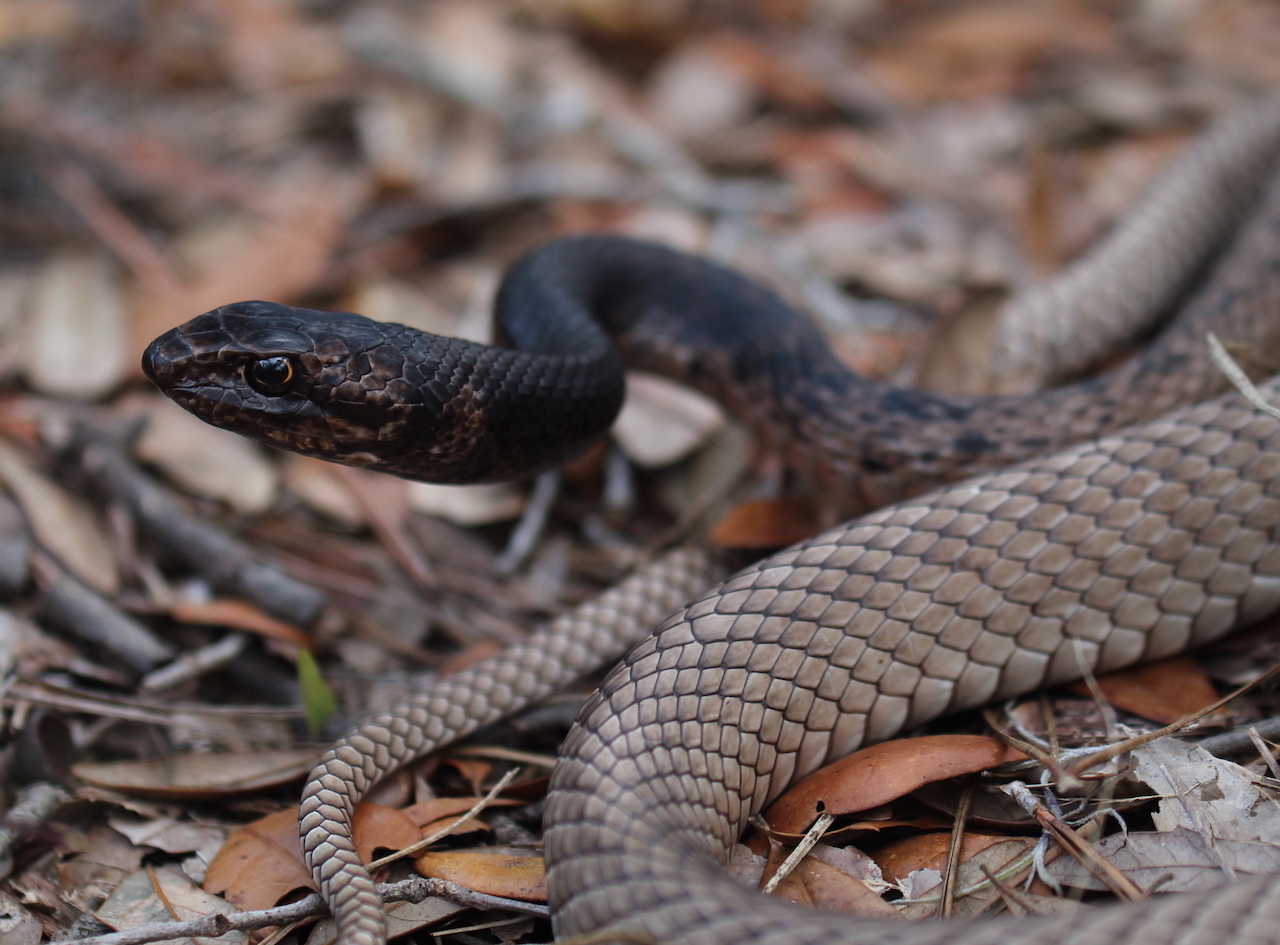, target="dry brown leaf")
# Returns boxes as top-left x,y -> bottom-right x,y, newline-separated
127,391 -> 279,514
21,250 -> 130,400
770,128 -> 894,216
402,796 -> 519,827
710,497 -> 820,550
168,598 -> 312,648
0,438 -> 118,594
129,169 -> 364,364
864,2 -> 1113,103
96,867 -> 245,945
767,852 -> 899,918
764,735 -> 1027,834
418,815 -> 489,838
58,824 -> 144,908
613,371 -> 725,468
708,33 -> 829,111
351,803 -> 425,864
413,851 -> 546,903
205,796 -> 475,918
439,757 -> 495,795
894,837 -> 1040,915
73,748 -> 319,799
870,831 -> 1011,886
204,808 -> 311,911
1066,656 -> 1221,725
